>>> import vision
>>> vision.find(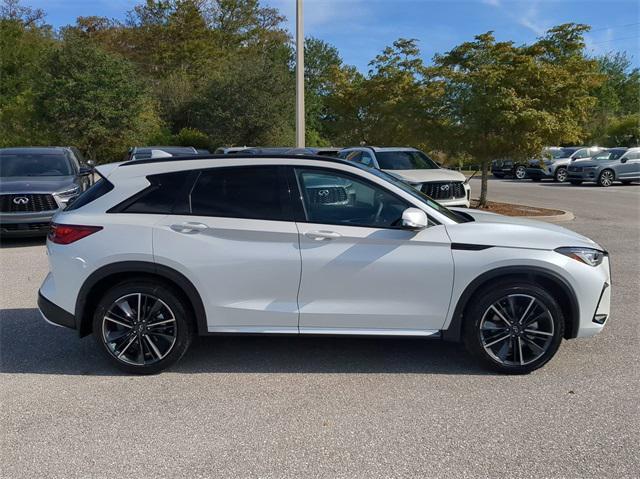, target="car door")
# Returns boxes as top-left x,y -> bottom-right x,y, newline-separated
292,166 -> 454,335
618,151 -> 640,179
152,165 -> 301,333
